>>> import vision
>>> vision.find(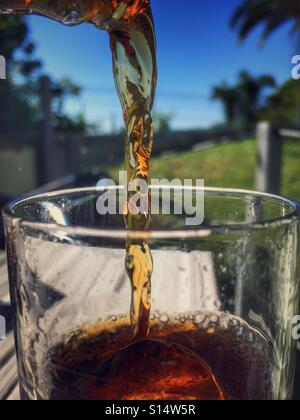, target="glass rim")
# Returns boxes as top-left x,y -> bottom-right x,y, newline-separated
3,186 -> 300,240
